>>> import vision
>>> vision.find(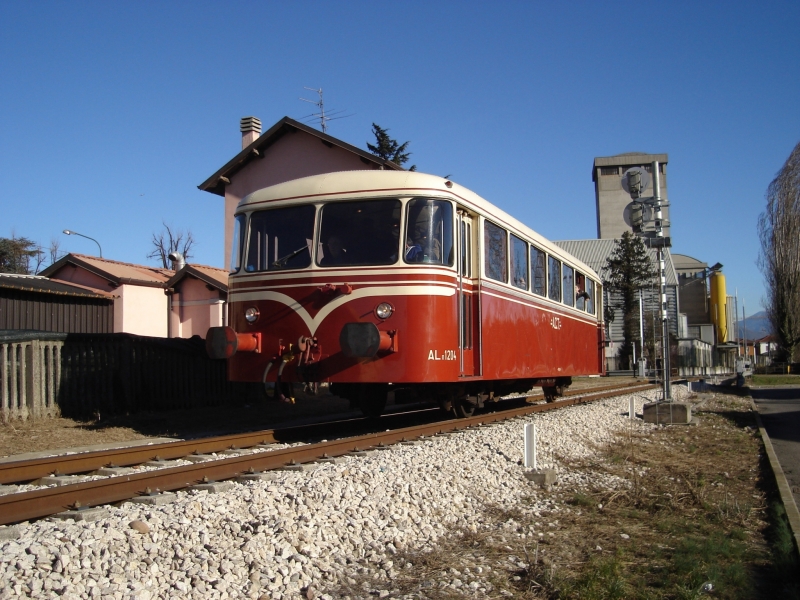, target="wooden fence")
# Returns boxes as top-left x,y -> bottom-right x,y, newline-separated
0,331 -> 259,421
